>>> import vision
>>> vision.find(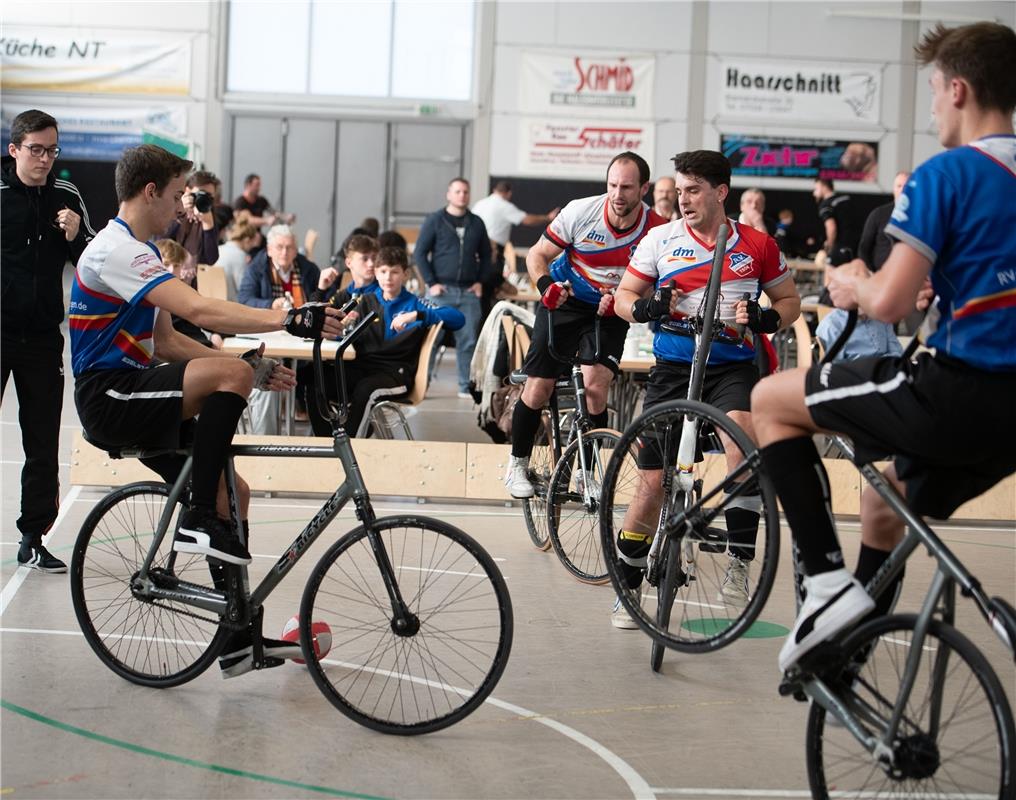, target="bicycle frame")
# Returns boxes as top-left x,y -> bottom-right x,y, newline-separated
130,310 -> 418,632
